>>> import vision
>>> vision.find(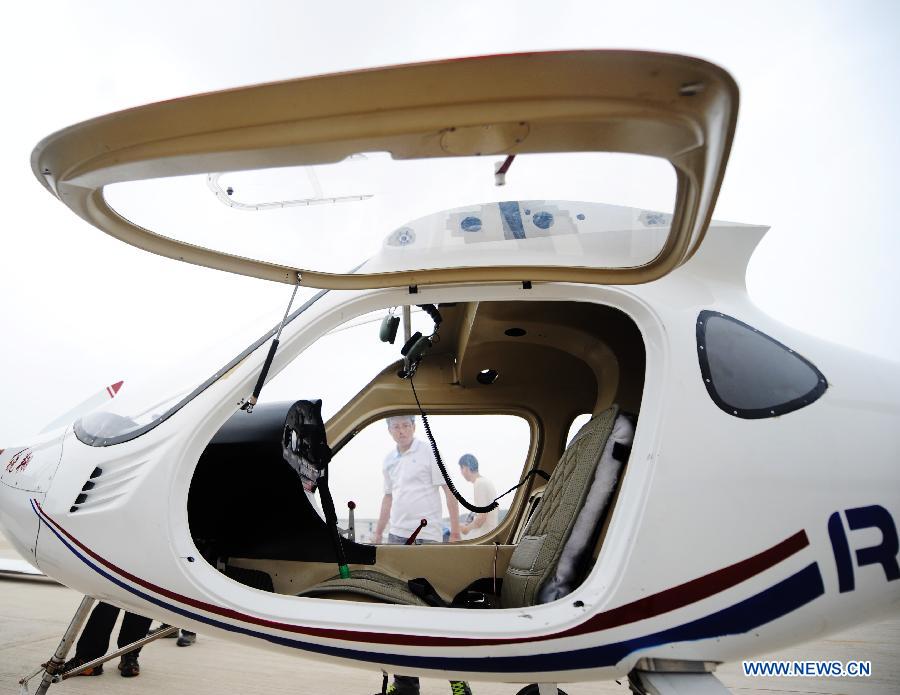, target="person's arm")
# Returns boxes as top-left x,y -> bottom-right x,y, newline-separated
462,512 -> 487,535
442,485 -> 461,542
461,477 -> 491,535
374,494 -> 392,544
